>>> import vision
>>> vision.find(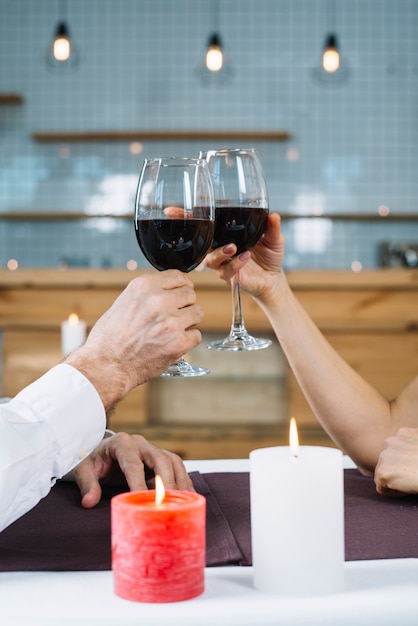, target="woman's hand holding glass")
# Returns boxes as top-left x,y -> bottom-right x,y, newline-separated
201,147 -> 272,350
204,212 -> 284,305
